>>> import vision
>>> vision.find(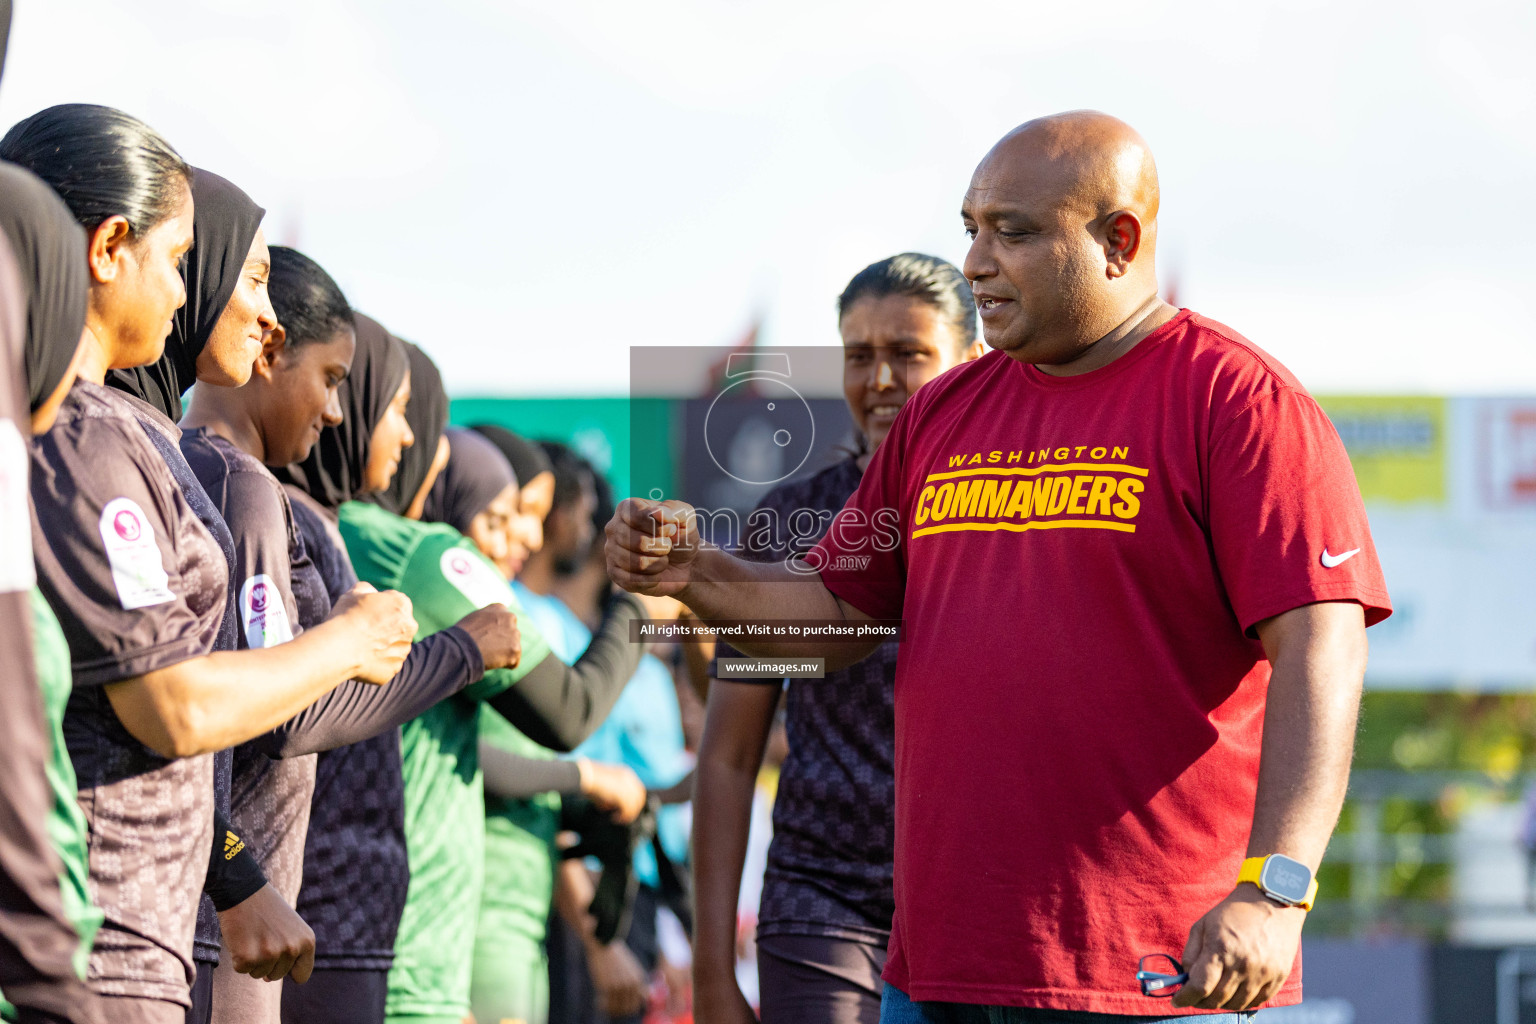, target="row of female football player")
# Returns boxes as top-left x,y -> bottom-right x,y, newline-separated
0,98 -> 680,1024
0,90 -> 983,1024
